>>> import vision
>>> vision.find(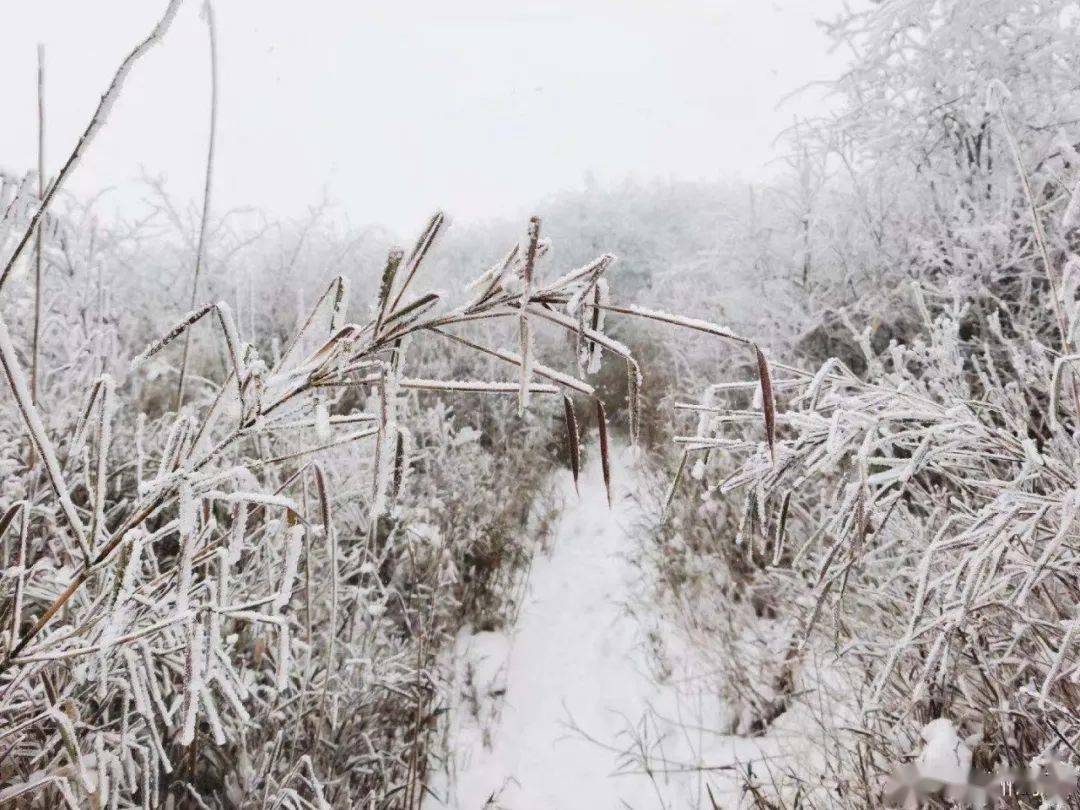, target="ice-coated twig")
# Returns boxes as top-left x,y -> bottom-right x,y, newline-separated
0,0 -> 183,293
